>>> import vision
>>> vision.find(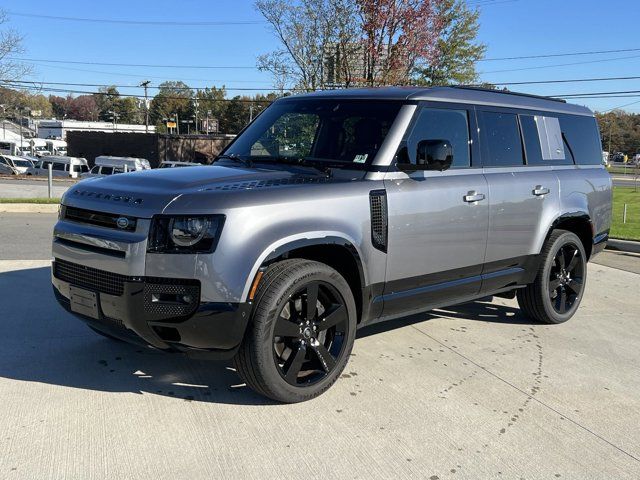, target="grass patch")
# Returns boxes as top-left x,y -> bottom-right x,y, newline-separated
612,187 -> 640,241
0,197 -> 60,204
607,165 -> 640,176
